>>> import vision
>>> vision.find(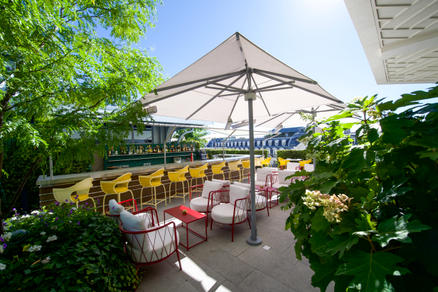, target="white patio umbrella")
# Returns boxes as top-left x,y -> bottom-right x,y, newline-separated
141,32 -> 343,245
255,103 -> 345,130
